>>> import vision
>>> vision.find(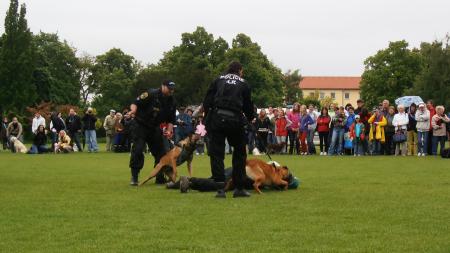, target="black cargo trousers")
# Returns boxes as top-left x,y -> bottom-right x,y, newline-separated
129,122 -> 168,183
207,109 -> 247,190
